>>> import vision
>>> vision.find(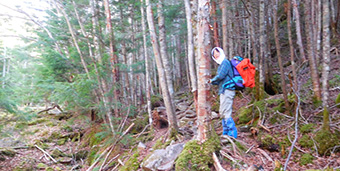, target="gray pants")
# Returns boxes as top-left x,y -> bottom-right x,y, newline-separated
220,89 -> 236,119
